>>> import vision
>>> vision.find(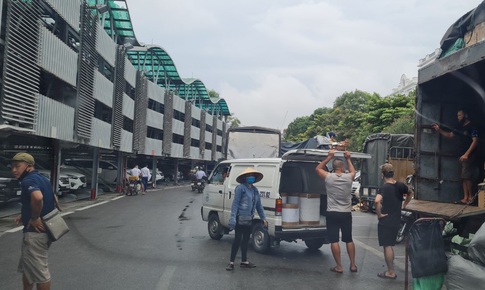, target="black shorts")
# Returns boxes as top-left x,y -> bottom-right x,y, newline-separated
378,224 -> 399,247
326,211 -> 353,243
